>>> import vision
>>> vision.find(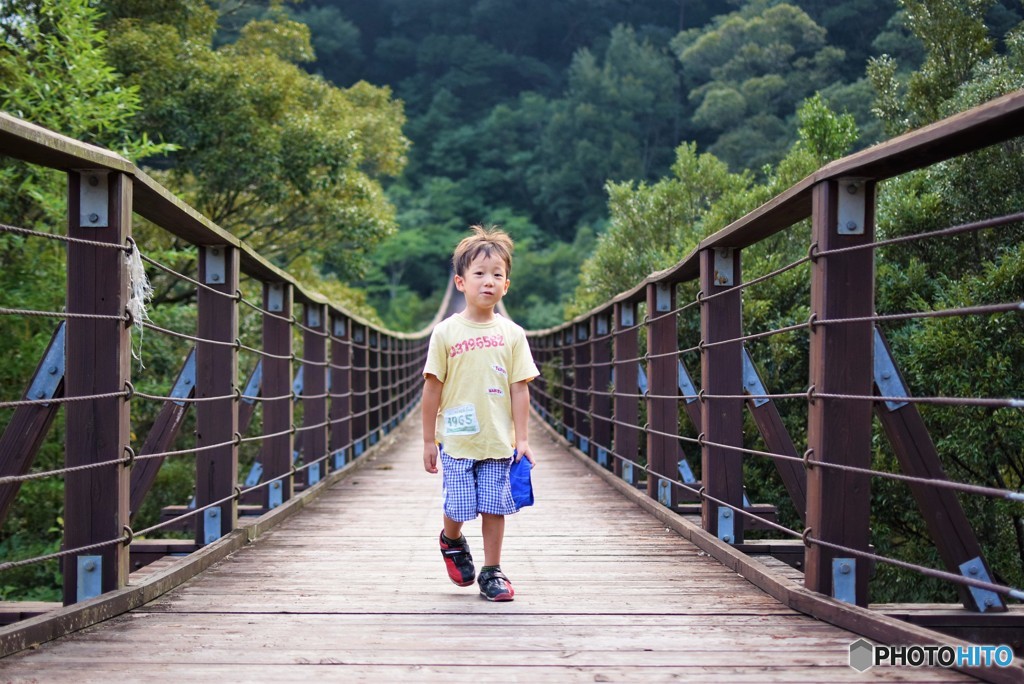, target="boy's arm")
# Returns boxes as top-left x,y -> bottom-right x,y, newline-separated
510,380 -> 534,465
422,374 -> 443,473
